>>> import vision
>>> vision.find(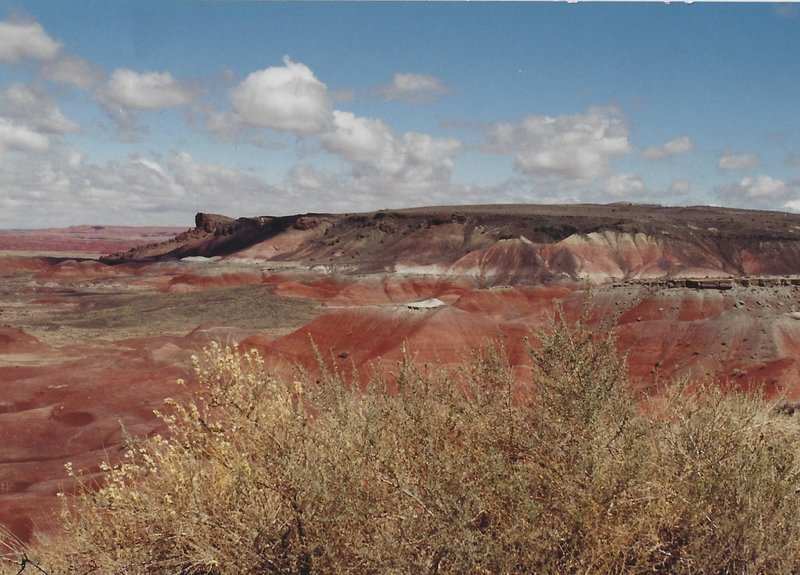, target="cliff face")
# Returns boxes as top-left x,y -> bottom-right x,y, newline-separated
102,205 -> 800,284
100,213 -> 278,263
